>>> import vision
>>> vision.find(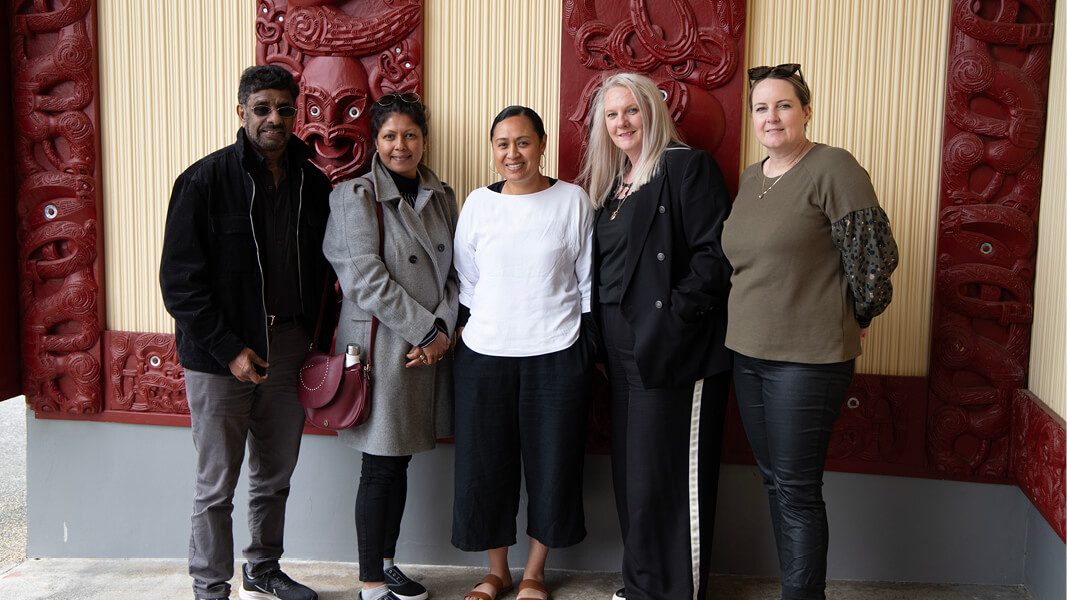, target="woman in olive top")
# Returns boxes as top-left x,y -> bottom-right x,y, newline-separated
721,64 -> 899,600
